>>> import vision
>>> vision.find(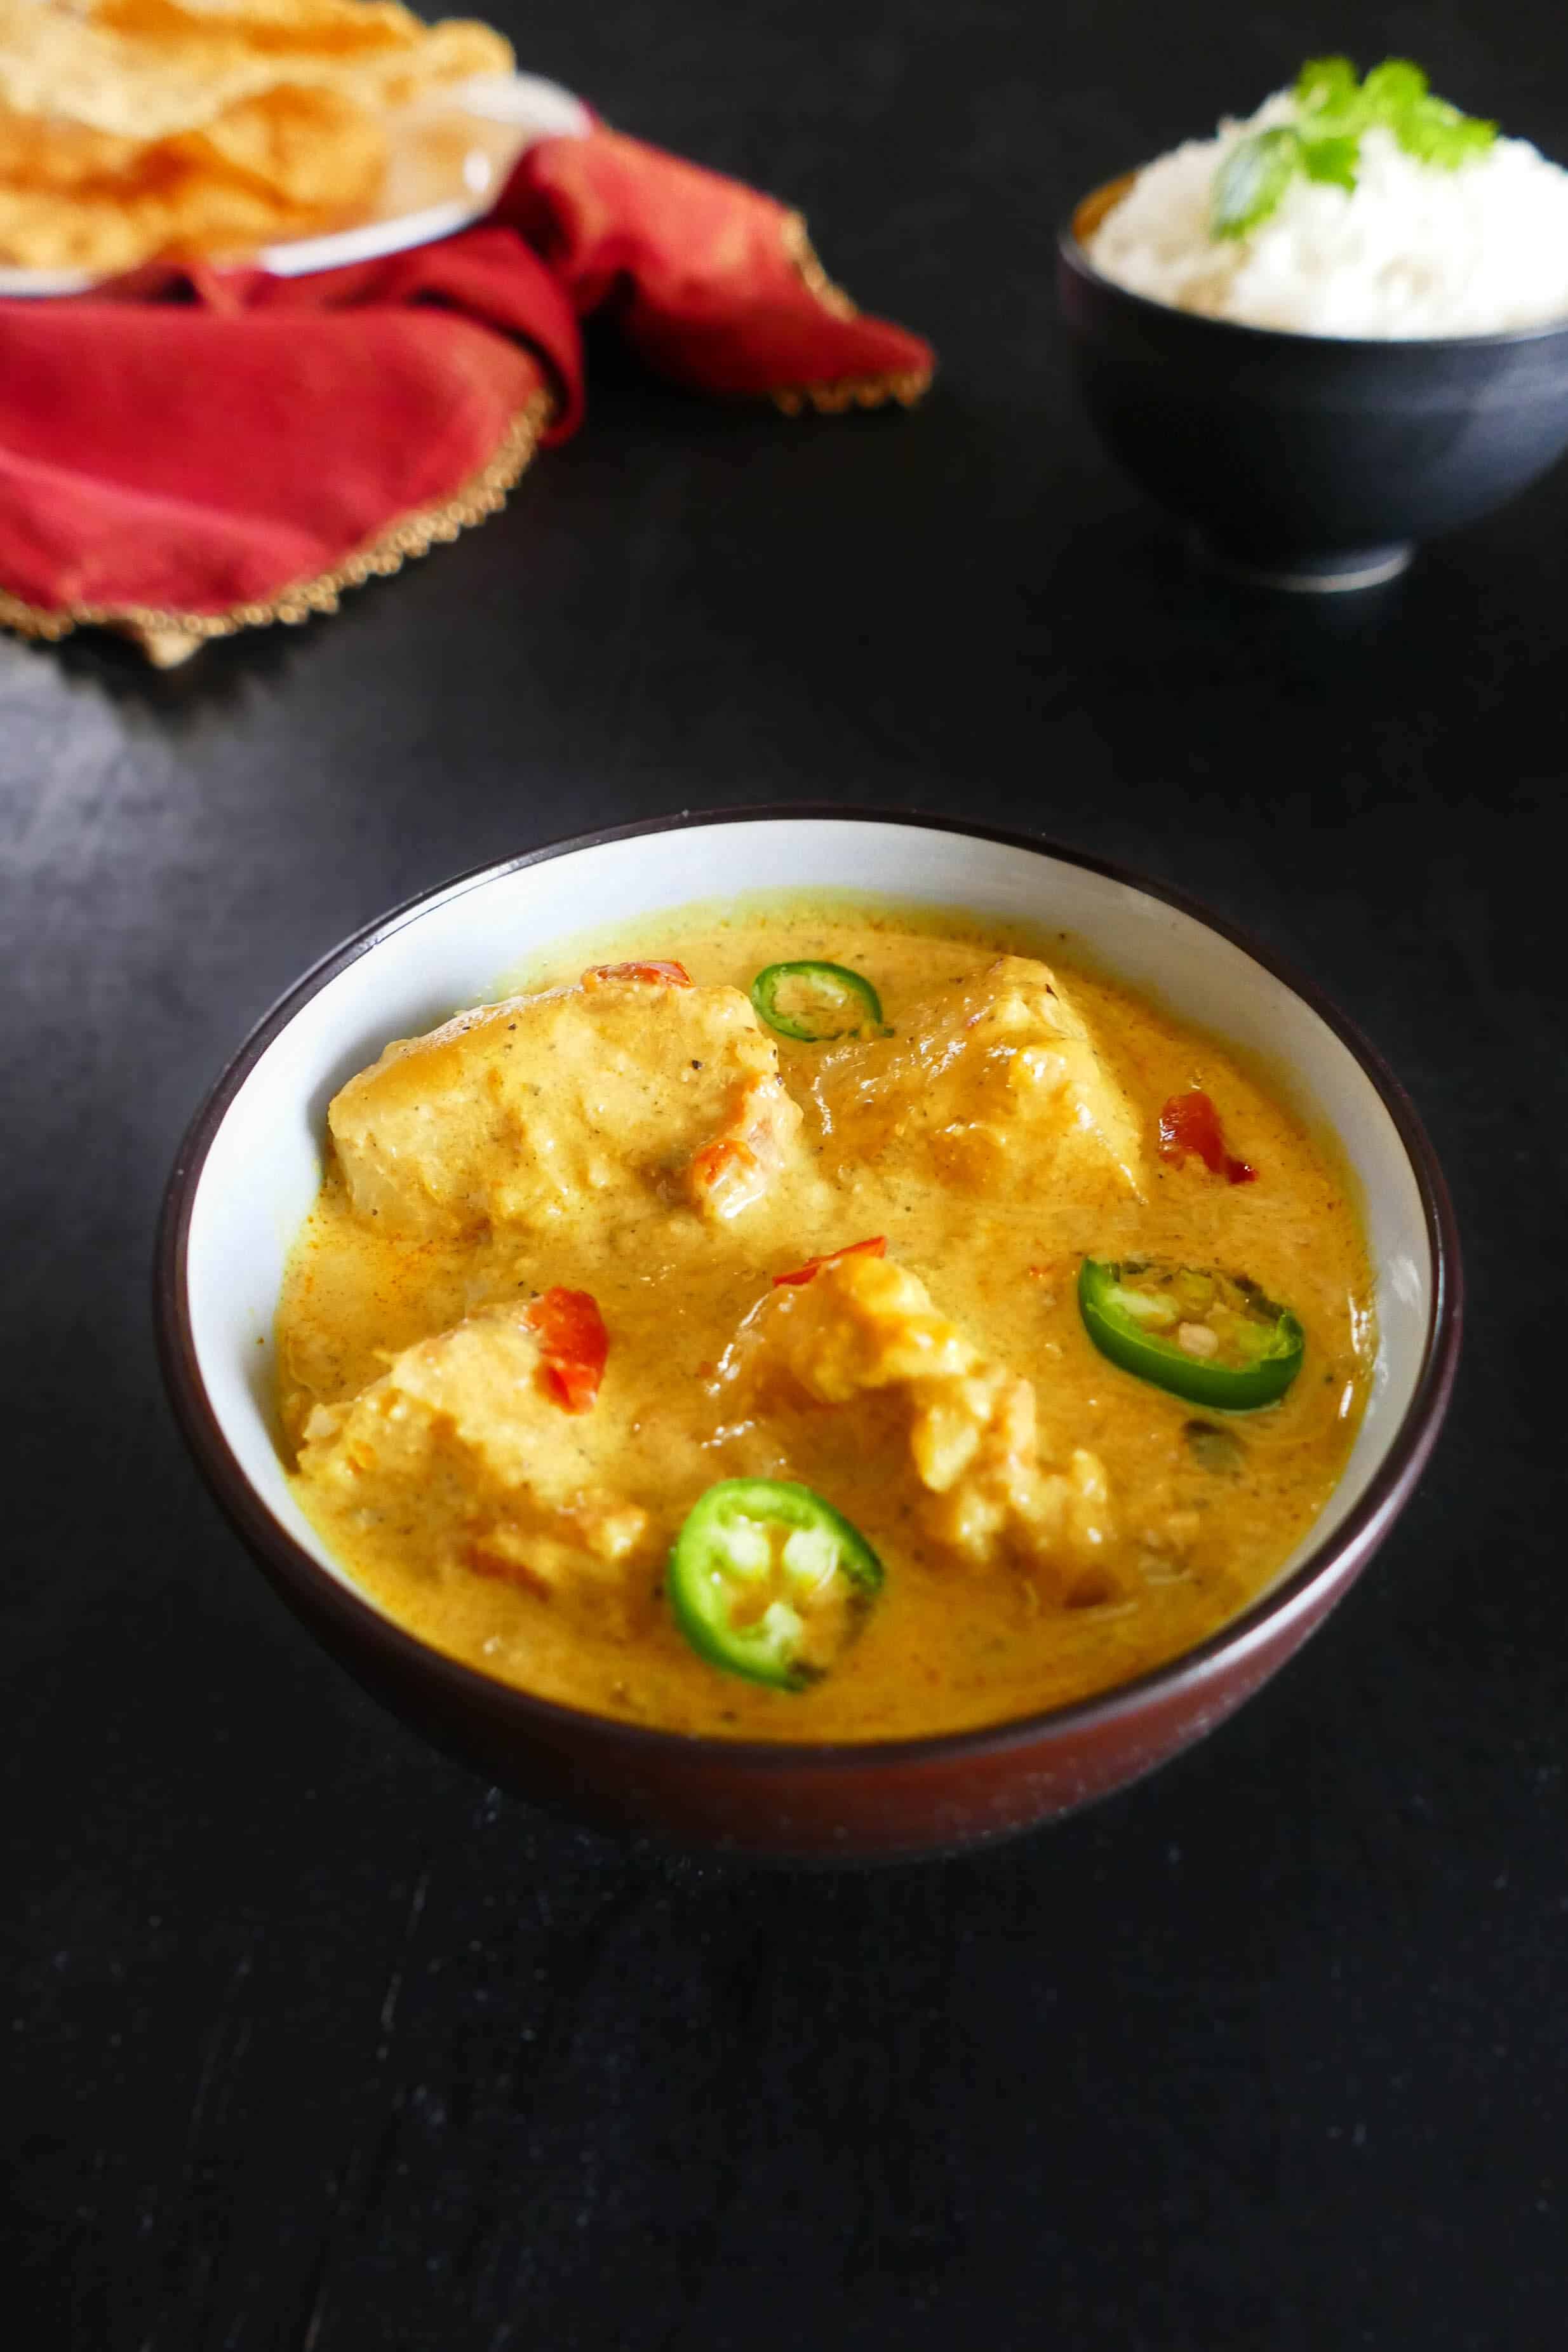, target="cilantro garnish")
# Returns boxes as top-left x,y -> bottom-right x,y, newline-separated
1210,57 -> 1498,240
1210,127 -> 1301,236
